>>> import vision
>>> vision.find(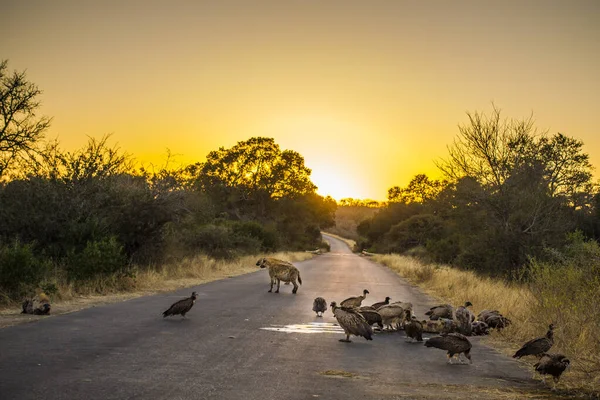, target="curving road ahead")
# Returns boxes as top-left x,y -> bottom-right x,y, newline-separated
0,234 -> 551,399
